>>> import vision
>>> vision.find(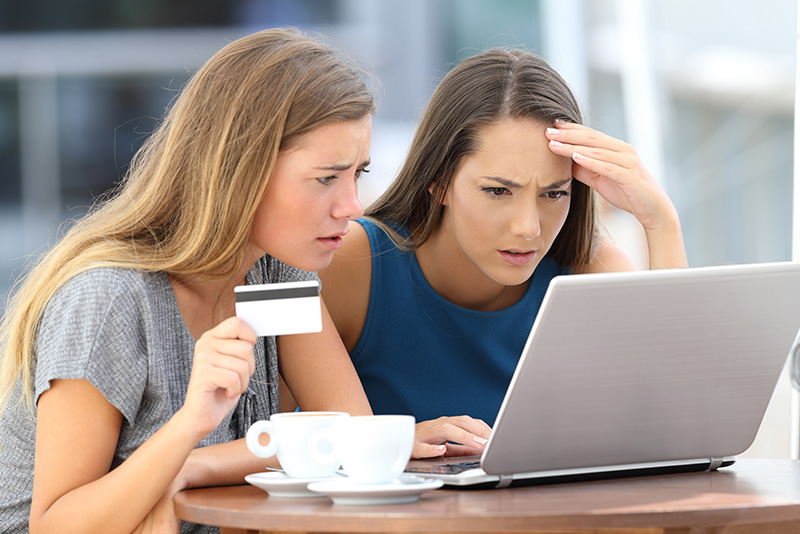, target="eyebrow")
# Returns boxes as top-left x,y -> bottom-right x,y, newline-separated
542,178 -> 573,190
482,176 -> 572,190
482,176 -> 524,189
314,159 -> 371,172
